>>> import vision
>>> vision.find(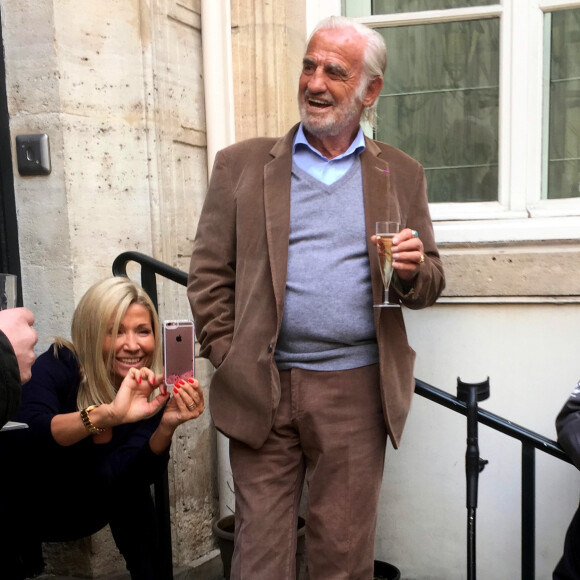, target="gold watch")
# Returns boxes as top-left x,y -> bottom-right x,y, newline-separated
80,405 -> 105,435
